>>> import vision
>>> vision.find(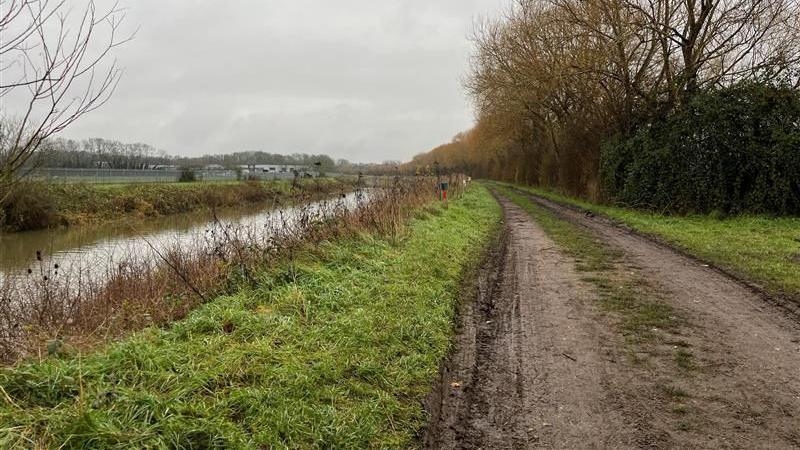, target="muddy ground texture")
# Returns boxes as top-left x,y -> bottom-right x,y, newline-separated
424,191 -> 800,449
